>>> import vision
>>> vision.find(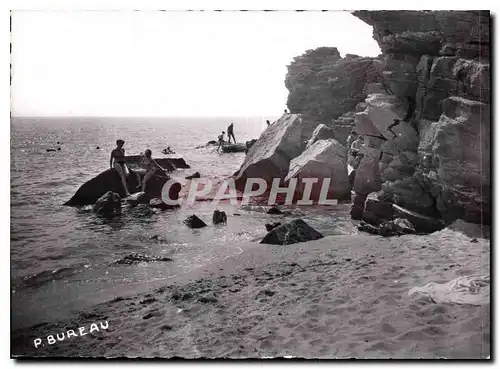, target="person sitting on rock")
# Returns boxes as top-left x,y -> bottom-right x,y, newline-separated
266,120 -> 271,126
110,139 -> 131,196
227,123 -> 236,144
217,131 -> 225,152
136,149 -> 167,193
